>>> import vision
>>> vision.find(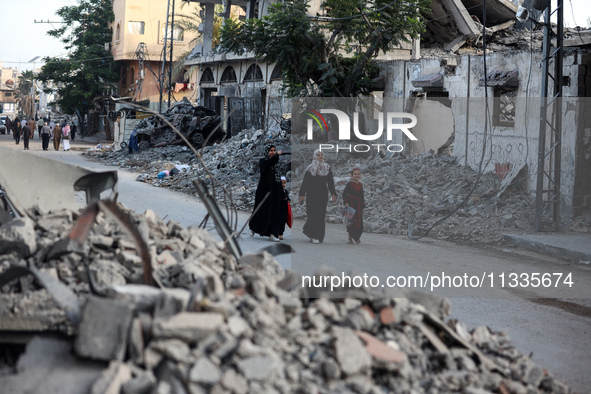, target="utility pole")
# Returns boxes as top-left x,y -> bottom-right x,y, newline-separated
535,0 -> 564,231
159,0 -> 176,114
